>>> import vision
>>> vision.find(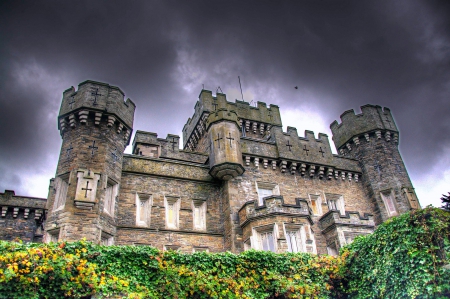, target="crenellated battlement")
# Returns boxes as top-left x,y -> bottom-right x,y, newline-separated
330,104 -> 398,150
59,80 -> 136,130
183,89 -> 282,149
57,80 -> 135,145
